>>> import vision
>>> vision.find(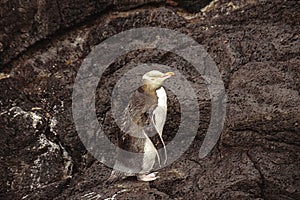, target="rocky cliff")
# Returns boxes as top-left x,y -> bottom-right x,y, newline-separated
0,0 -> 299,199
